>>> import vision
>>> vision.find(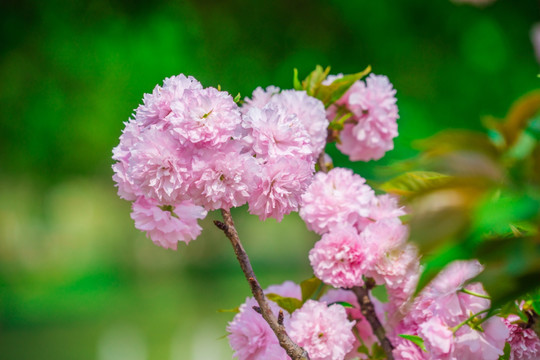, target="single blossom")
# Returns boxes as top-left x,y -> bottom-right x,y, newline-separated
504,314 -> 540,360
418,316 -> 454,359
248,157 -> 314,221
453,316 -> 509,360
335,74 -> 399,162
289,300 -> 355,360
264,281 -> 302,300
130,196 -> 207,249
300,167 -> 376,235
227,297 -> 289,360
